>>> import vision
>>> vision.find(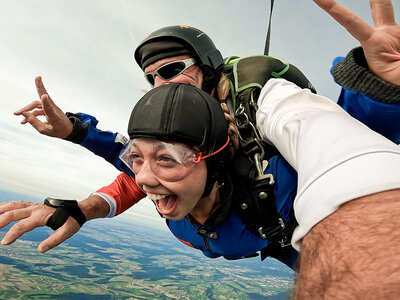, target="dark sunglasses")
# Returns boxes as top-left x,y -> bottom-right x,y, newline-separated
144,58 -> 196,86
